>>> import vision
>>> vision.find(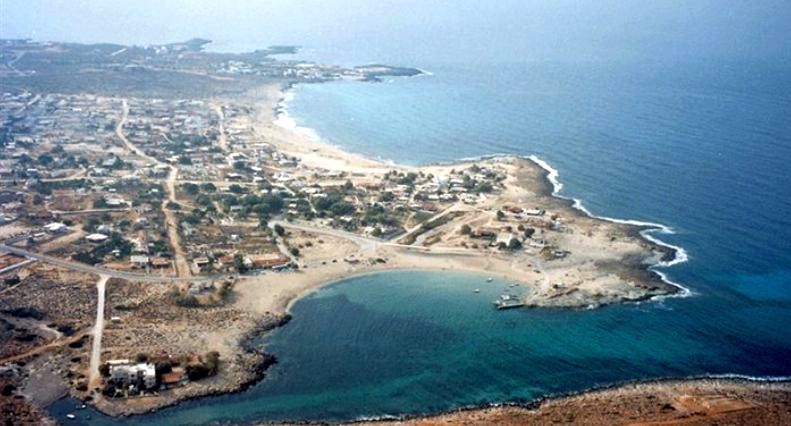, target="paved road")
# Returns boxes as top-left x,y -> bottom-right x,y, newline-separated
0,243 -> 218,283
271,220 -> 475,256
0,258 -> 35,275
88,275 -> 108,389
50,207 -> 132,215
271,220 -> 381,253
